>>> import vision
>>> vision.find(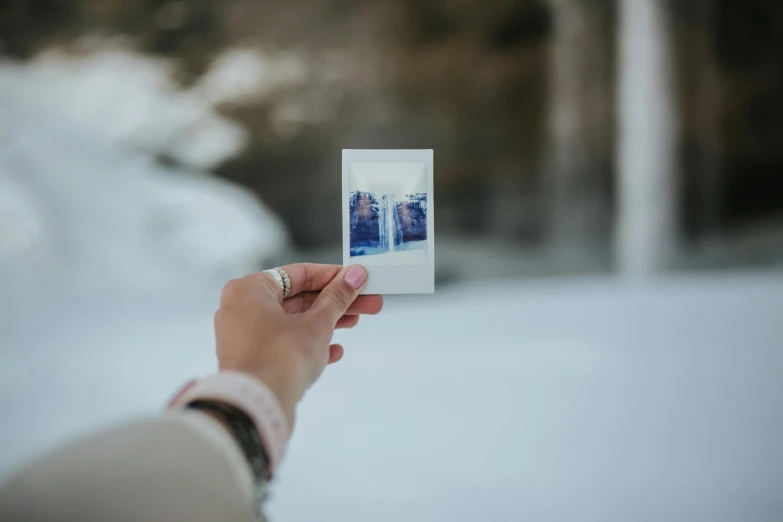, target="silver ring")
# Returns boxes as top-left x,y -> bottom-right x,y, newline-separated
262,267 -> 291,298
